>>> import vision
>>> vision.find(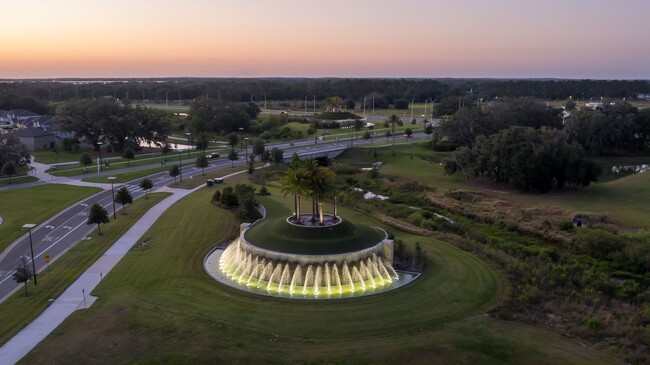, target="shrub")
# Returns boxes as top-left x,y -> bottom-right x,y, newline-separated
258,186 -> 270,196
558,221 -> 574,232
586,316 -> 604,330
